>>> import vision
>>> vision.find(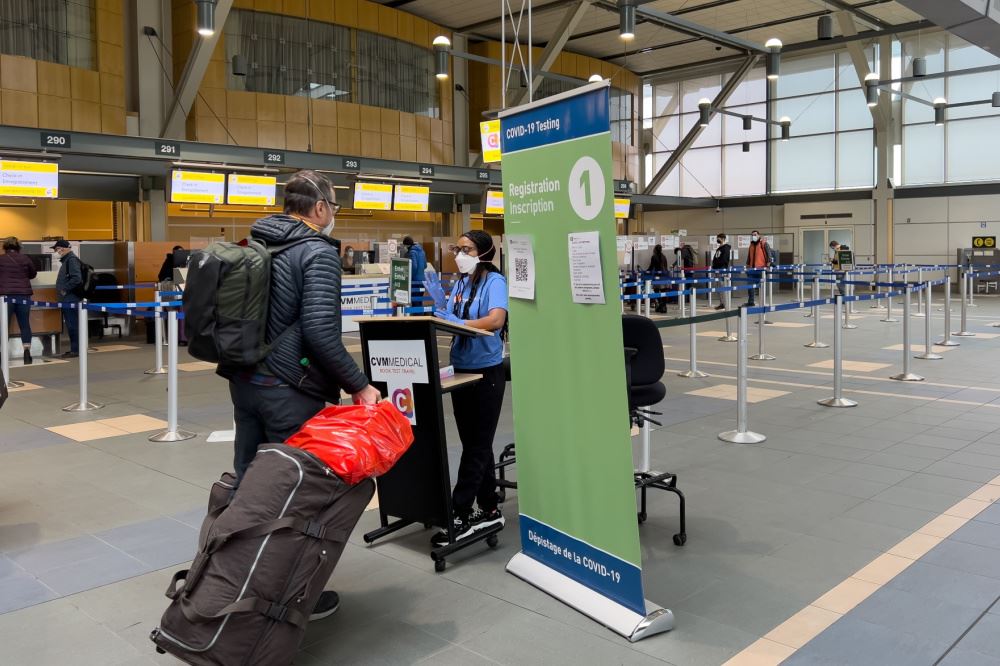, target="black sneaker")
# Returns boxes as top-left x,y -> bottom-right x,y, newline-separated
61,352 -> 78,359
309,591 -> 340,622
714,304 -> 725,311
22,350 -> 32,365
472,508 -> 505,531
431,512 -> 474,546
